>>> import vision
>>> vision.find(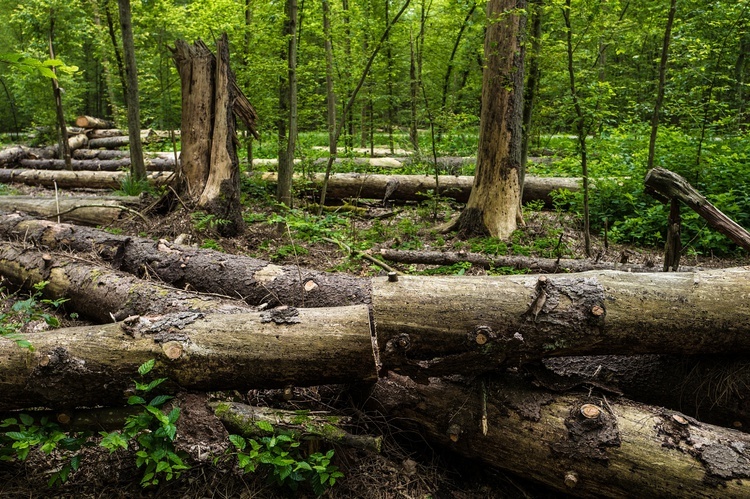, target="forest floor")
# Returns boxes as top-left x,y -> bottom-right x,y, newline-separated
1,178 -> 748,498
